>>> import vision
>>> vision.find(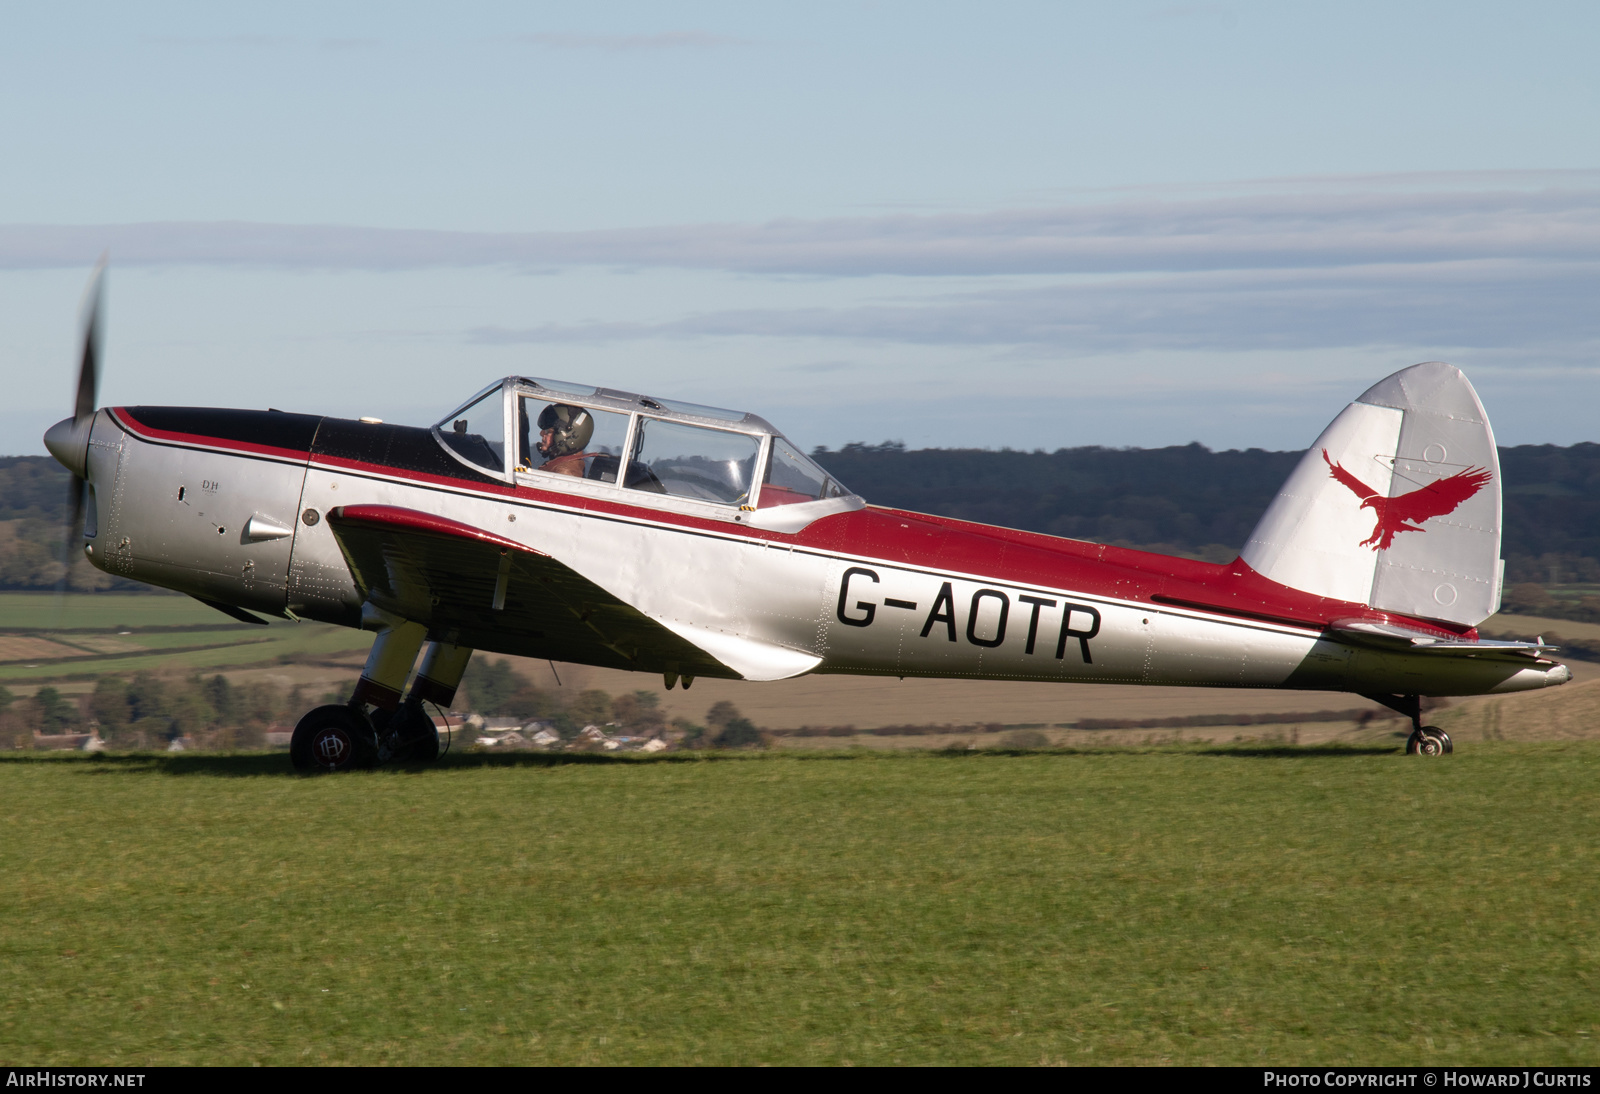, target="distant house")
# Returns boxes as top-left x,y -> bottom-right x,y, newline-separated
32,732 -> 93,751
575,725 -> 616,747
